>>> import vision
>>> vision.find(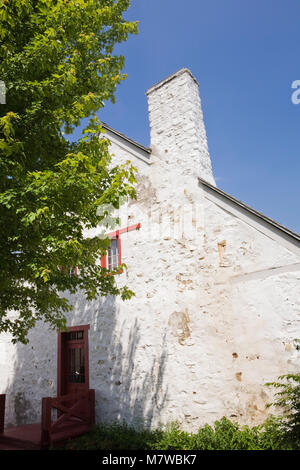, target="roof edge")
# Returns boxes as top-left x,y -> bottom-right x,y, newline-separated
101,122 -> 151,155
198,177 -> 300,243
